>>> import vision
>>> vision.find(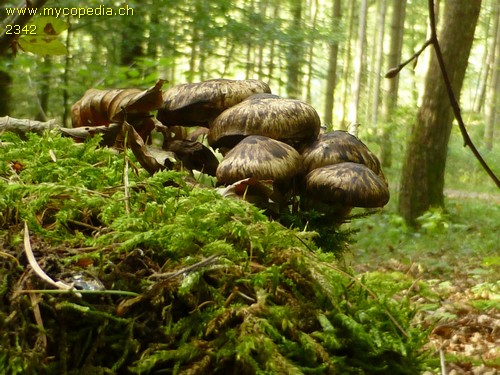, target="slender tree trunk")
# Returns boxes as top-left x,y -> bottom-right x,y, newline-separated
380,0 -> 407,168
485,0 -> 500,150
370,0 -> 387,128
0,6 -> 12,116
0,67 -> 11,116
324,0 -> 342,127
305,0 -> 319,104
188,5 -> 199,83
267,4 -> 279,89
257,0 -> 269,80
473,3 -> 493,113
398,0 -> 482,226
62,18 -> 72,127
348,0 -> 368,136
35,57 -> 51,122
341,0 -> 356,129
286,0 -> 303,98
